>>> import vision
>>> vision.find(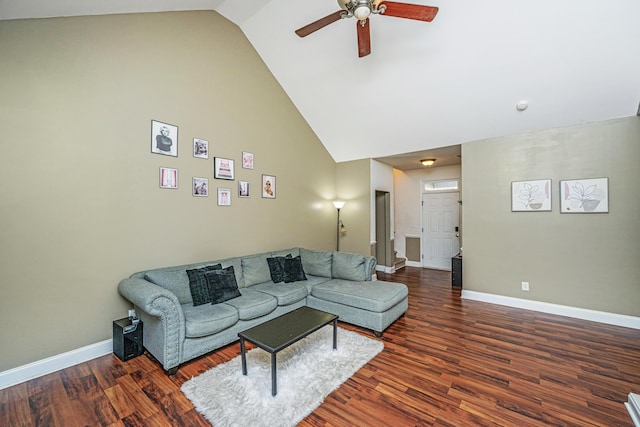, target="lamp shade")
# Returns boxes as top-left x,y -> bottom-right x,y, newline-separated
333,201 -> 346,209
